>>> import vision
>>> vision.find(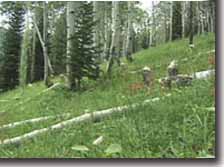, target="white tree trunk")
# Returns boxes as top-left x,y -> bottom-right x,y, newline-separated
30,16 -> 36,83
103,2 -> 111,59
125,1 -> 134,61
197,2 -> 201,35
211,1 -> 215,33
19,11 -> 30,87
169,1 -> 173,41
151,1 -> 155,45
198,3 -> 205,34
122,24 -> 127,57
210,14 -> 214,33
43,2 -> 49,86
66,2 -> 81,89
33,16 -> 48,85
182,2 -> 185,38
206,11 -> 210,32
106,1 -> 120,75
32,3 -> 54,86
93,1 -> 101,58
